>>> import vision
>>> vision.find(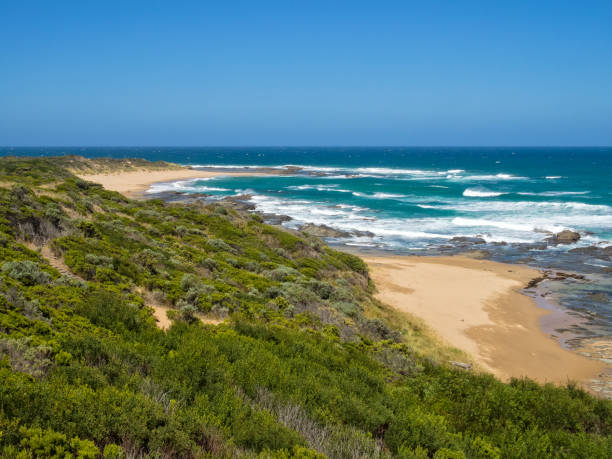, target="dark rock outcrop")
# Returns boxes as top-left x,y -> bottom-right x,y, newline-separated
300,223 -> 350,238
568,245 -> 612,261
548,230 -> 581,245
352,229 -> 376,237
449,236 -> 486,245
261,213 -> 293,225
